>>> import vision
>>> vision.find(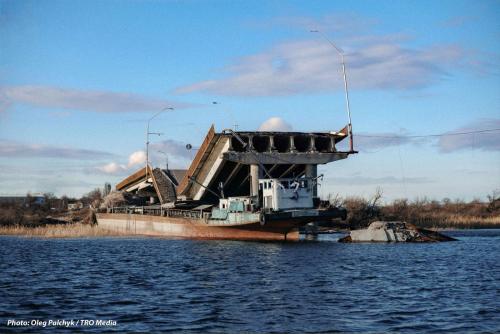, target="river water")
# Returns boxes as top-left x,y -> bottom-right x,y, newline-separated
0,230 -> 499,333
